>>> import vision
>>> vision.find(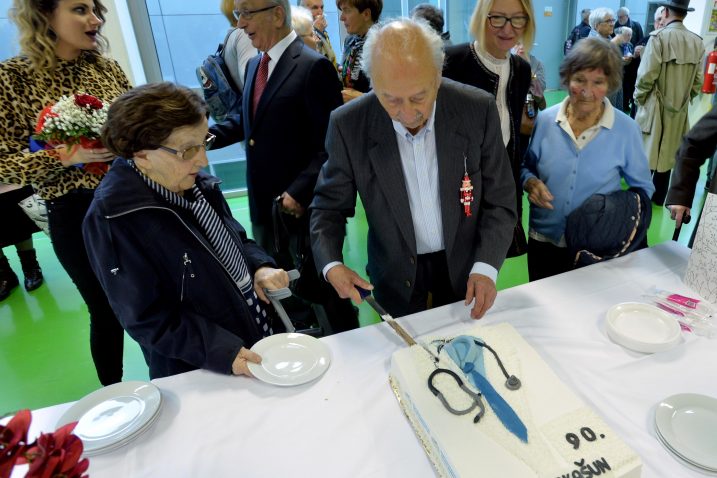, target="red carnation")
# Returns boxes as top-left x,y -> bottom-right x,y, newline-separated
74,93 -> 103,110
34,104 -> 57,135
